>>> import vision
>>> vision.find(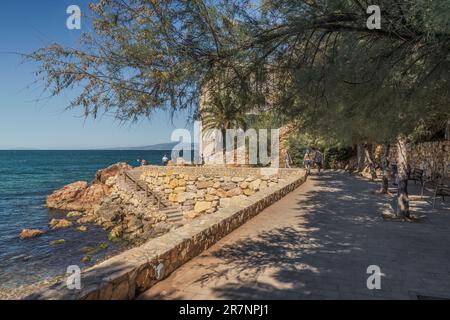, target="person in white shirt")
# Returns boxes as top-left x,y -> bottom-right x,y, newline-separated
162,154 -> 169,166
